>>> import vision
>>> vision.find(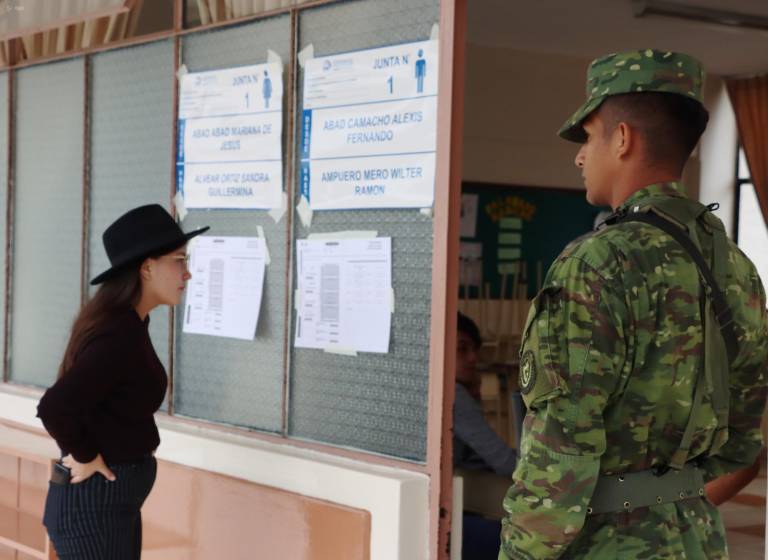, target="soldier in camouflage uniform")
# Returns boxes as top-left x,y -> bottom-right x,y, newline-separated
499,49 -> 768,559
